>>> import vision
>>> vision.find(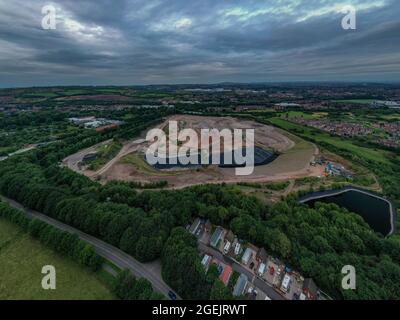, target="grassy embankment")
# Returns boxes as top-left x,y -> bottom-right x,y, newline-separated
0,219 -> 115,300
268,117 -> 392,165
331,99 -> 375,104
88,140 -> 123,171
121,153 -> 185,176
